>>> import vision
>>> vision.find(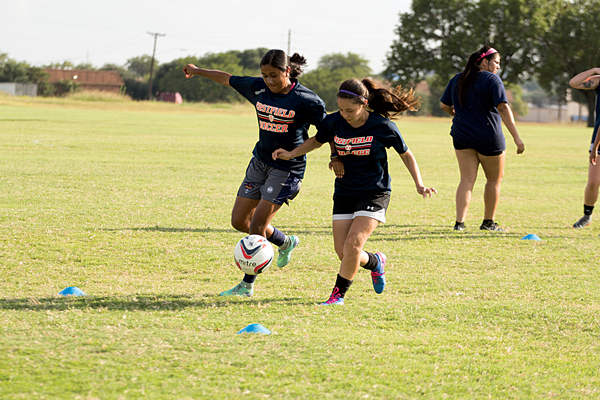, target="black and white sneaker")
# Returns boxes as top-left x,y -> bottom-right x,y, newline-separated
453,222 -> 465,231
480,221 -> 504,232
573,215 -> 592,228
